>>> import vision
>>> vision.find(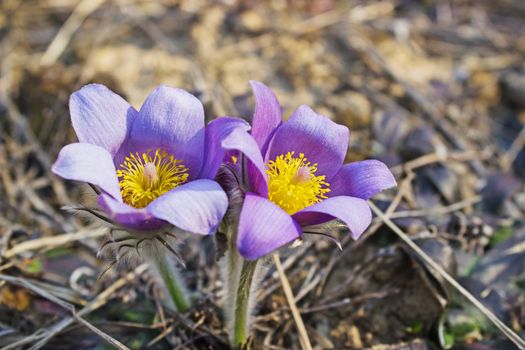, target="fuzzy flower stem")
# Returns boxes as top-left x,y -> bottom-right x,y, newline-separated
233,258 -> 258,348
154,250 -> 190,312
